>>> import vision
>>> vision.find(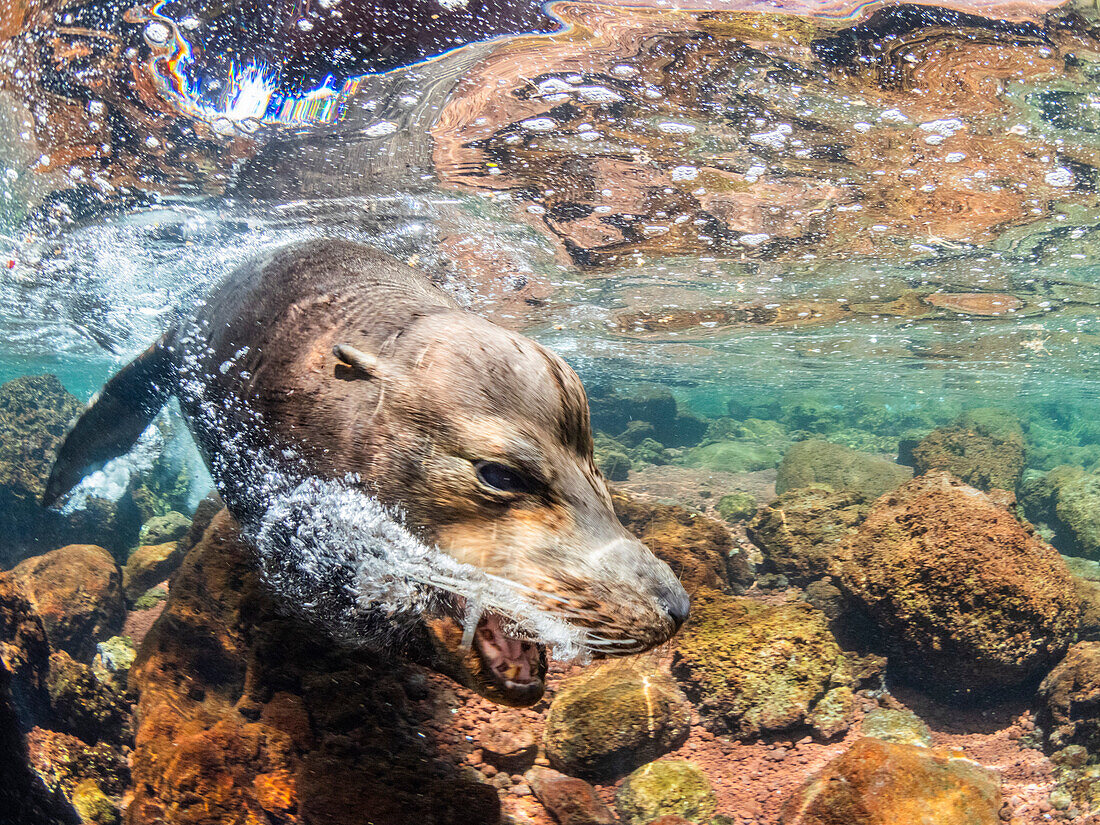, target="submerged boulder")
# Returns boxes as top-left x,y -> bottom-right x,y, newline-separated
613,493 -> 752,592
1022,466 -> 1100,560
129,509 -> 501,825
1036,641 -> 1100,754
782,737 -> 1001,825
672,588 -> 861,739
122,541 -> 185,602
0,374 -> 81,504
776,439 -> 912,499
748,487 -> 870,584
912,409 -> 1025,492
836,471 -> 1078,699
544,661 -> 691,780
615,760 -> 716,825
12,545 -> 125,662
525,766 -> 616,825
